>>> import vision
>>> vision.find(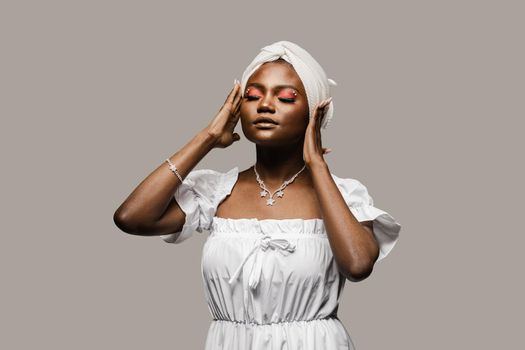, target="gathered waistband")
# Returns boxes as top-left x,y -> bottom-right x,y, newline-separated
212,315 -> 338,327
206,314 -> 355,349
